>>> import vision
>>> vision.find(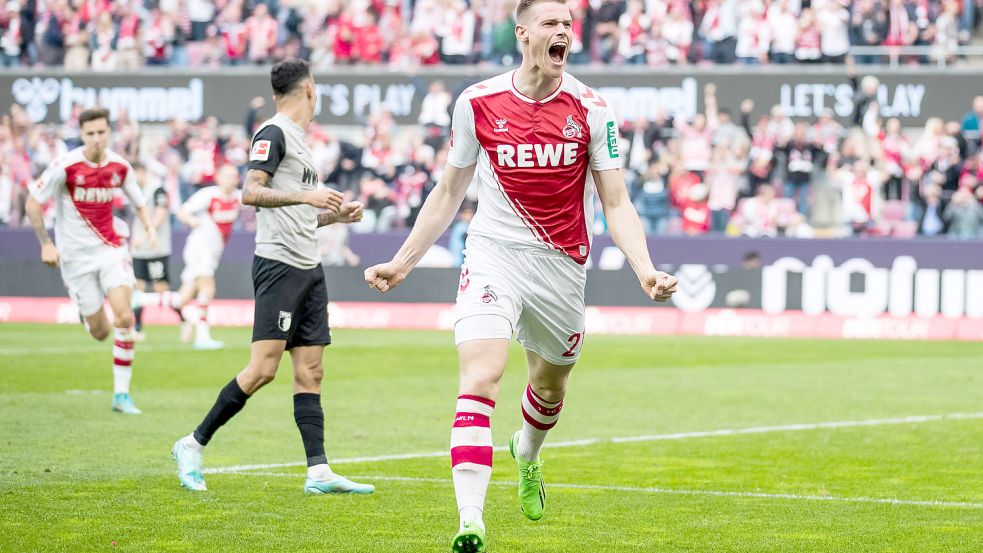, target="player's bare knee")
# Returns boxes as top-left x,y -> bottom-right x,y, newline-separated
459,366 -> 501,400
529,382 -> 566,403
114,311 -> 134,329
249,362 -> 279,385
90,326 -> 110,341
304,362 -> 324,384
